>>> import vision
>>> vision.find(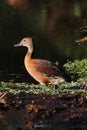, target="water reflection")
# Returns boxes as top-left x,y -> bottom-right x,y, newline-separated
8,0 -> 29,9
0,0 -> 87,81
0,110 -> 87,130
